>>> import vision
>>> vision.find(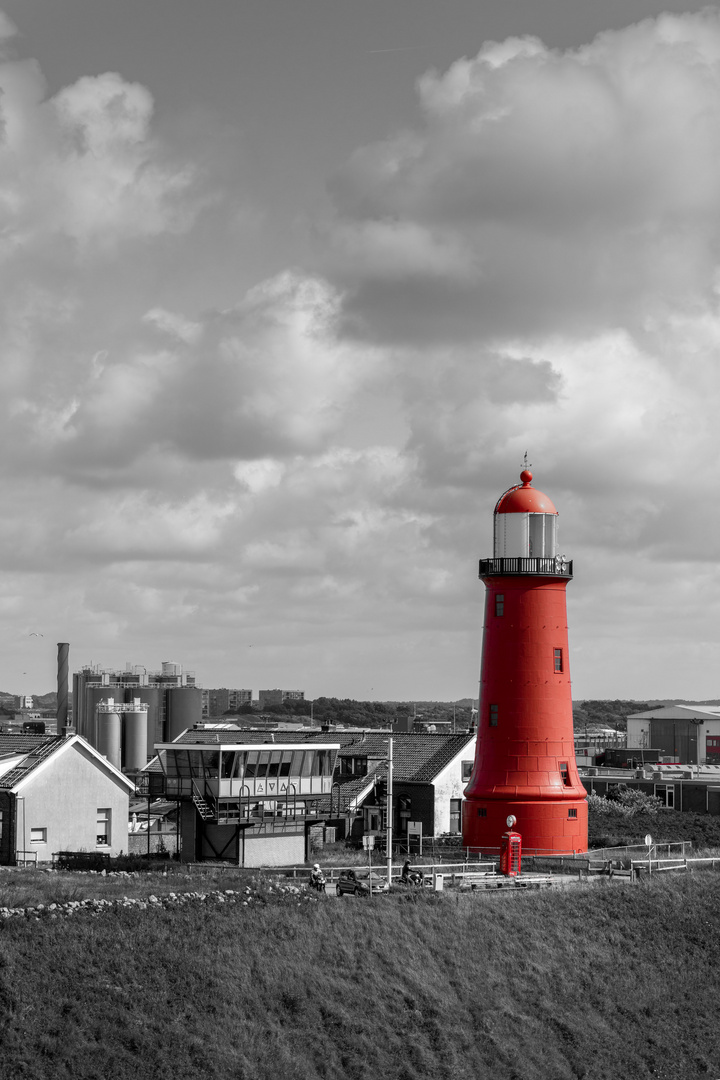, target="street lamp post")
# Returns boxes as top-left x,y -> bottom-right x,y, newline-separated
386,737 -> 393,888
